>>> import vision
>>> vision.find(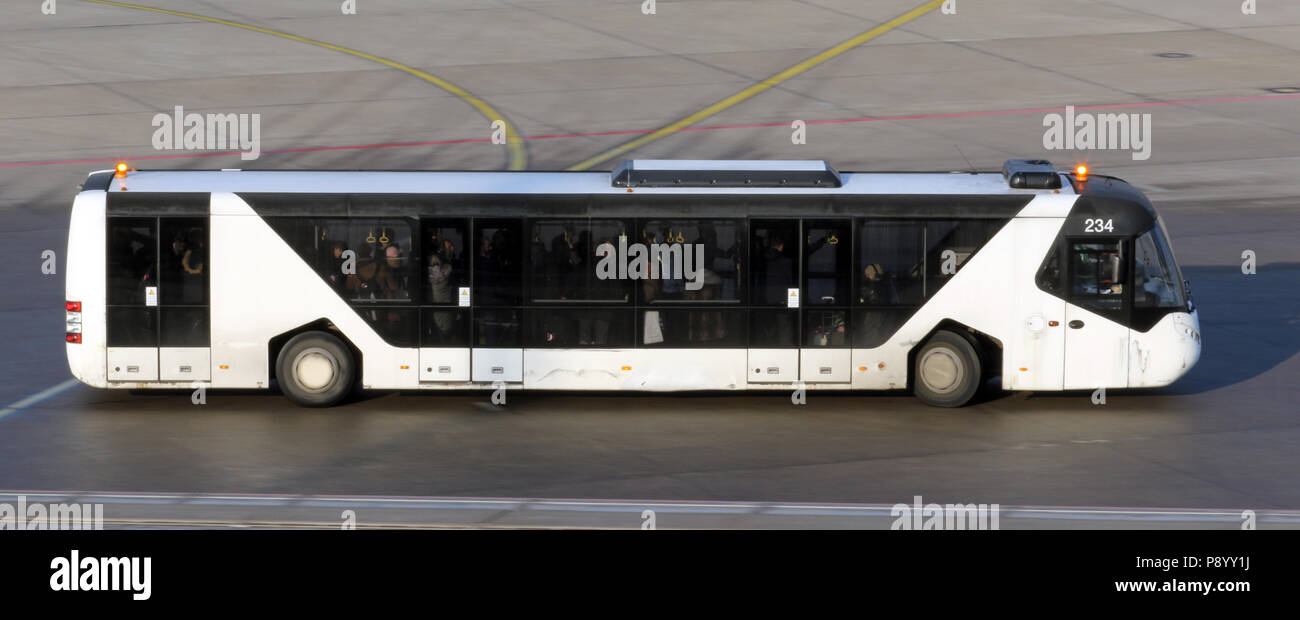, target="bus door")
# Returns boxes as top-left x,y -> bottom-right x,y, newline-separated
106,216 -> 211,382
418,218 -> 472,382
747,219 -> 800,382
799,219 -> 853,383
1062,238 -> 1129,390
468,219 -> 524,383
